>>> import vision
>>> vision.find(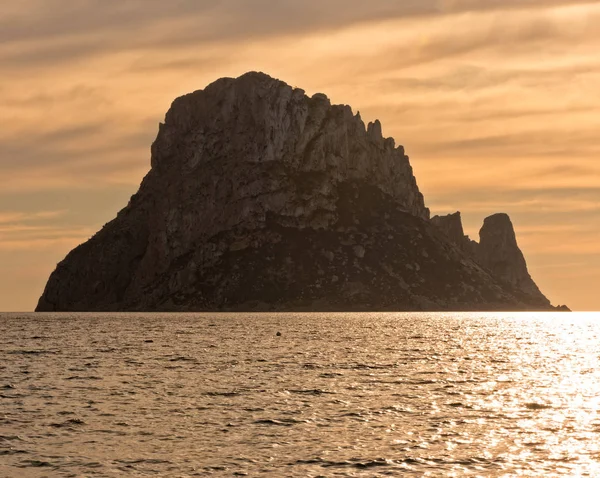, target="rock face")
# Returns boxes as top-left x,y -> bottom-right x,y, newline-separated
431,212 -> 550,308
477,214 -> 548,302
430,212 -> 477,256
37,72 -> 558,312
